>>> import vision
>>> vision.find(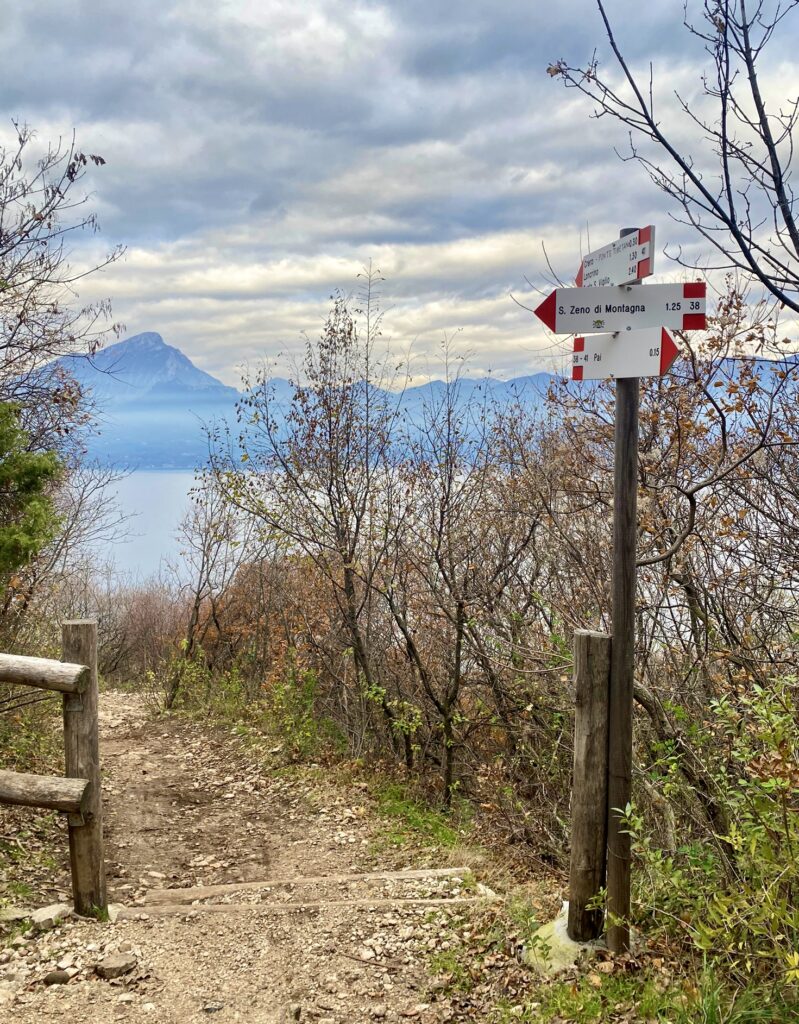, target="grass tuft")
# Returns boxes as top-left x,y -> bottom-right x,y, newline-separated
372,780 -> 469,850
